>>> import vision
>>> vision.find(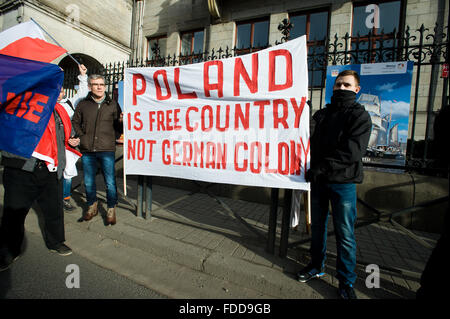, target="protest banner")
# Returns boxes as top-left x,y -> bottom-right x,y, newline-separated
124,36 -> 309,190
